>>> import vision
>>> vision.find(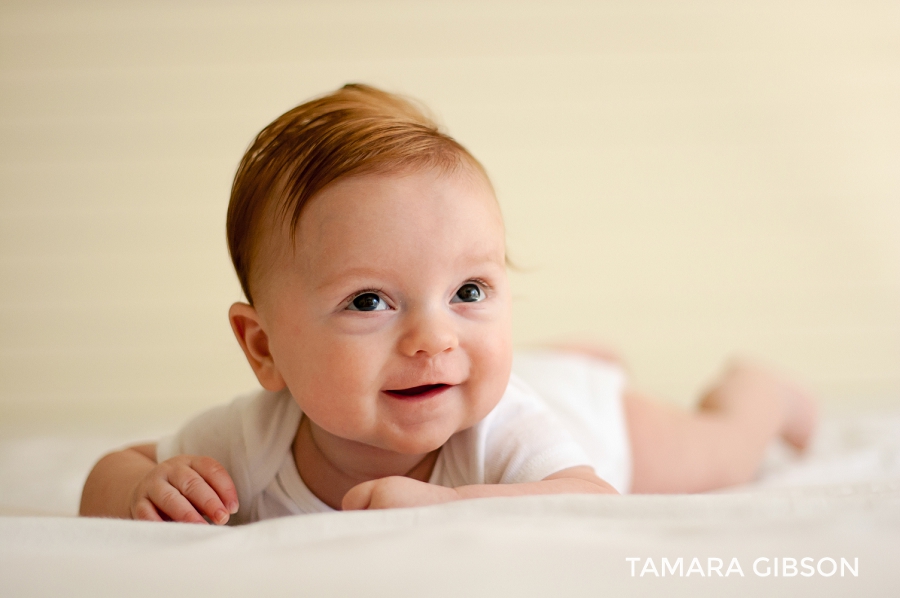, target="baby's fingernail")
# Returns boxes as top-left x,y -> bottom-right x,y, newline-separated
215,509 -> 228,524
228,502 -> 239,514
